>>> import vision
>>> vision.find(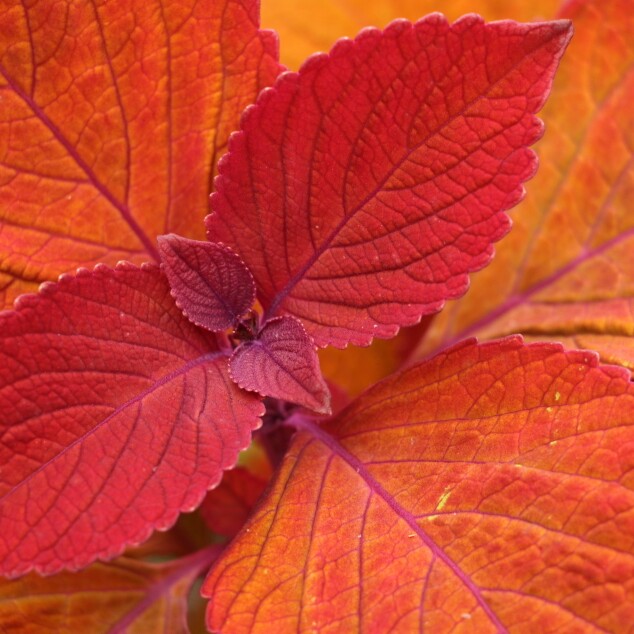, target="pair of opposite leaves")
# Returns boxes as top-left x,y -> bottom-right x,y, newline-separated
157,235 -> 331,414
0,12 -> 575,589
